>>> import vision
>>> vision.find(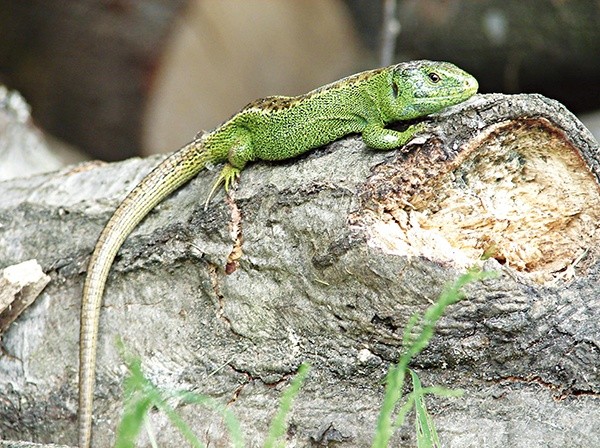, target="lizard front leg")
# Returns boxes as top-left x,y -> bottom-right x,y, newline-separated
361,122 -> 426,150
